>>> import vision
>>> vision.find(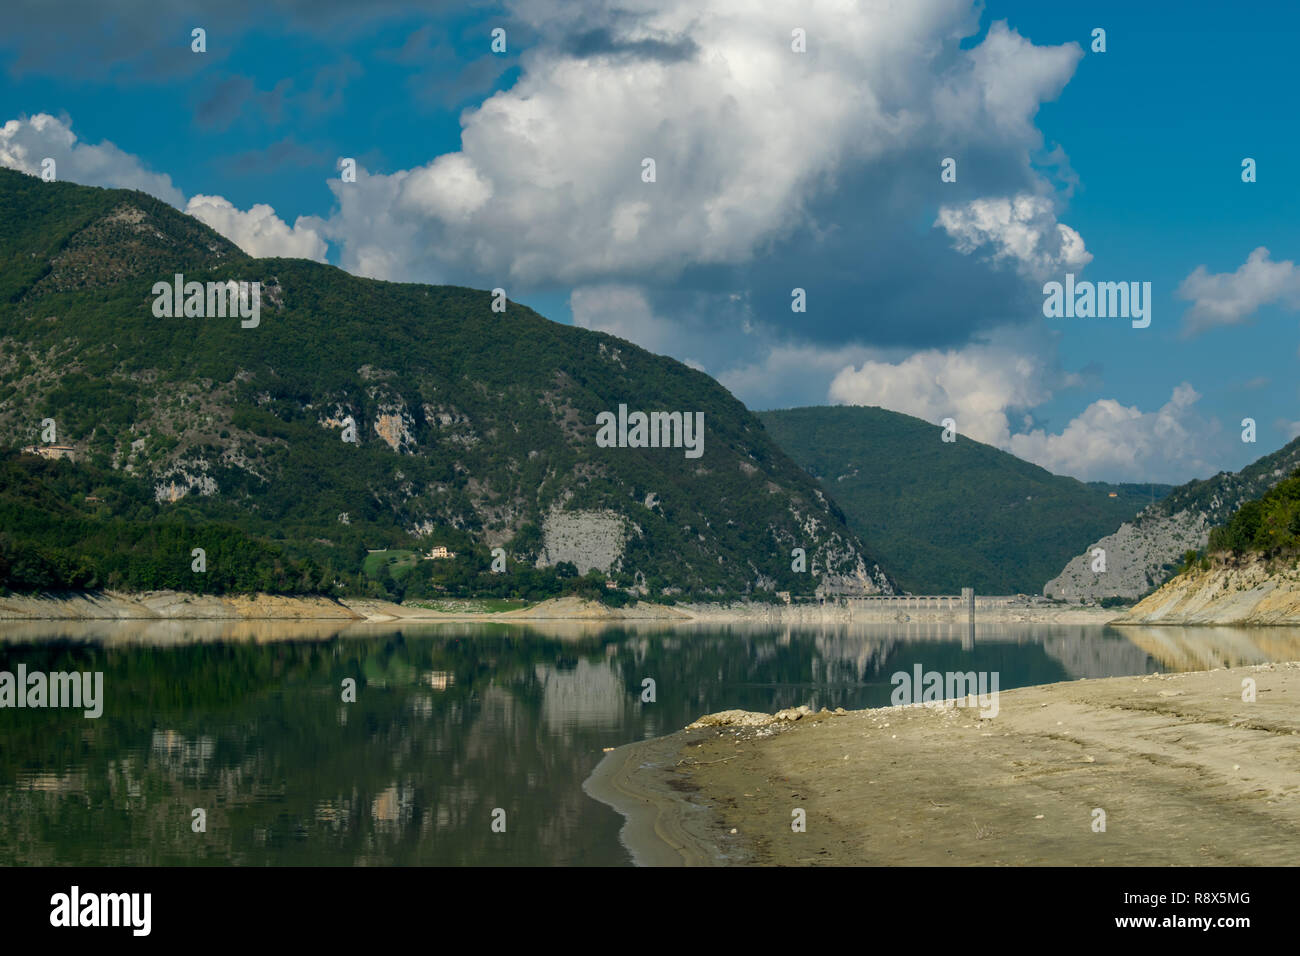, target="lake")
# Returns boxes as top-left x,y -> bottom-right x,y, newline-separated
2,619 -> 1297,866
